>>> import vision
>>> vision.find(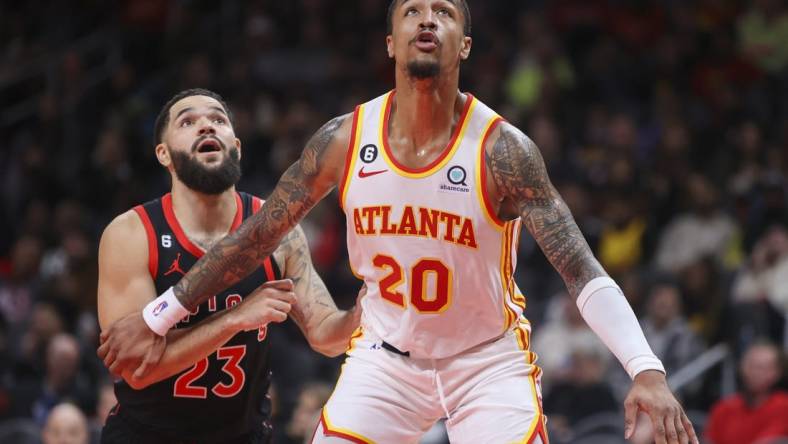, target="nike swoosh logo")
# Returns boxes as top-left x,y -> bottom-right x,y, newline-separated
358,167 -> 388,178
